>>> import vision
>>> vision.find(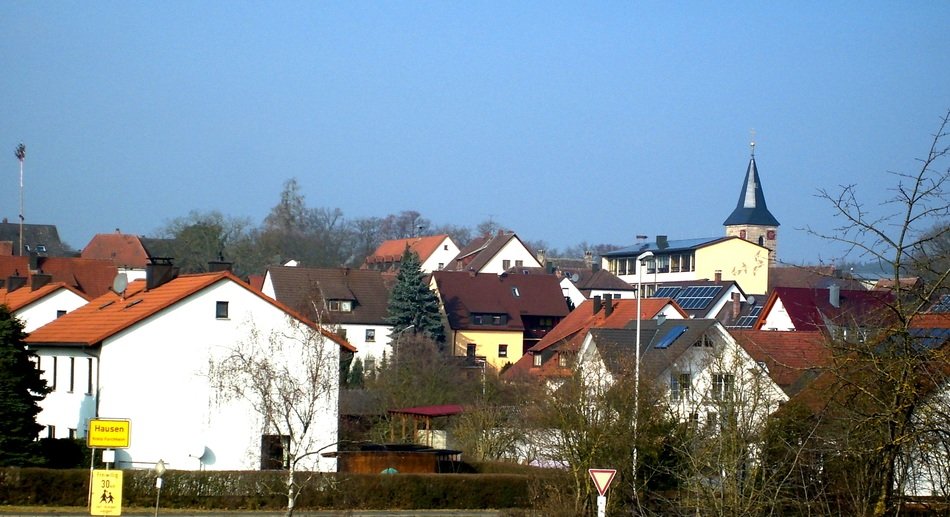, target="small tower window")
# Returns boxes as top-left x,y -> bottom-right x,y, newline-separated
216,301 -> 229,319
